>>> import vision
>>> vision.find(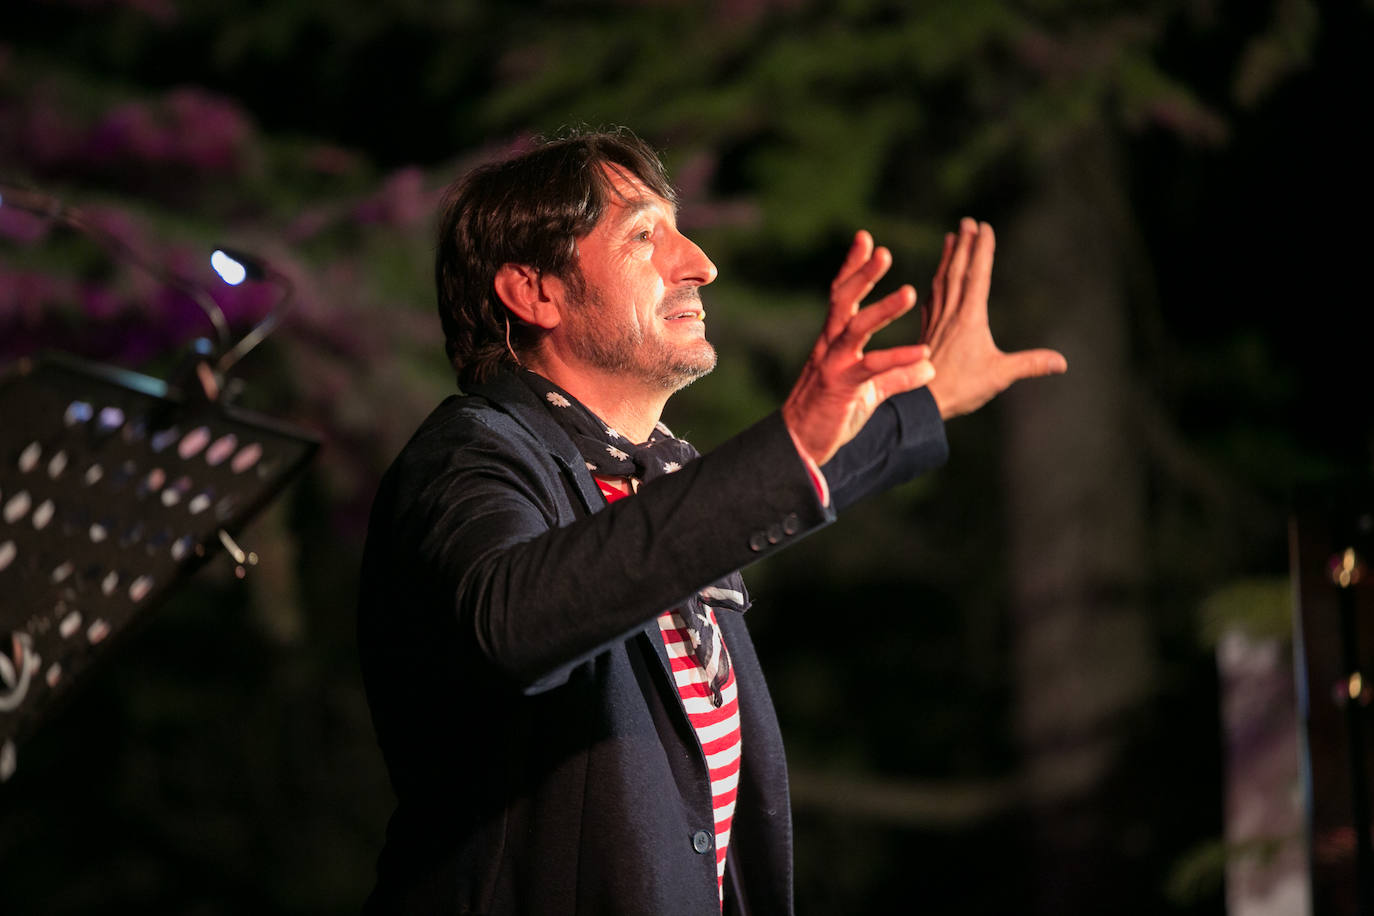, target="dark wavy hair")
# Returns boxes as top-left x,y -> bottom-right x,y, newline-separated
435,128 -> 678,387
